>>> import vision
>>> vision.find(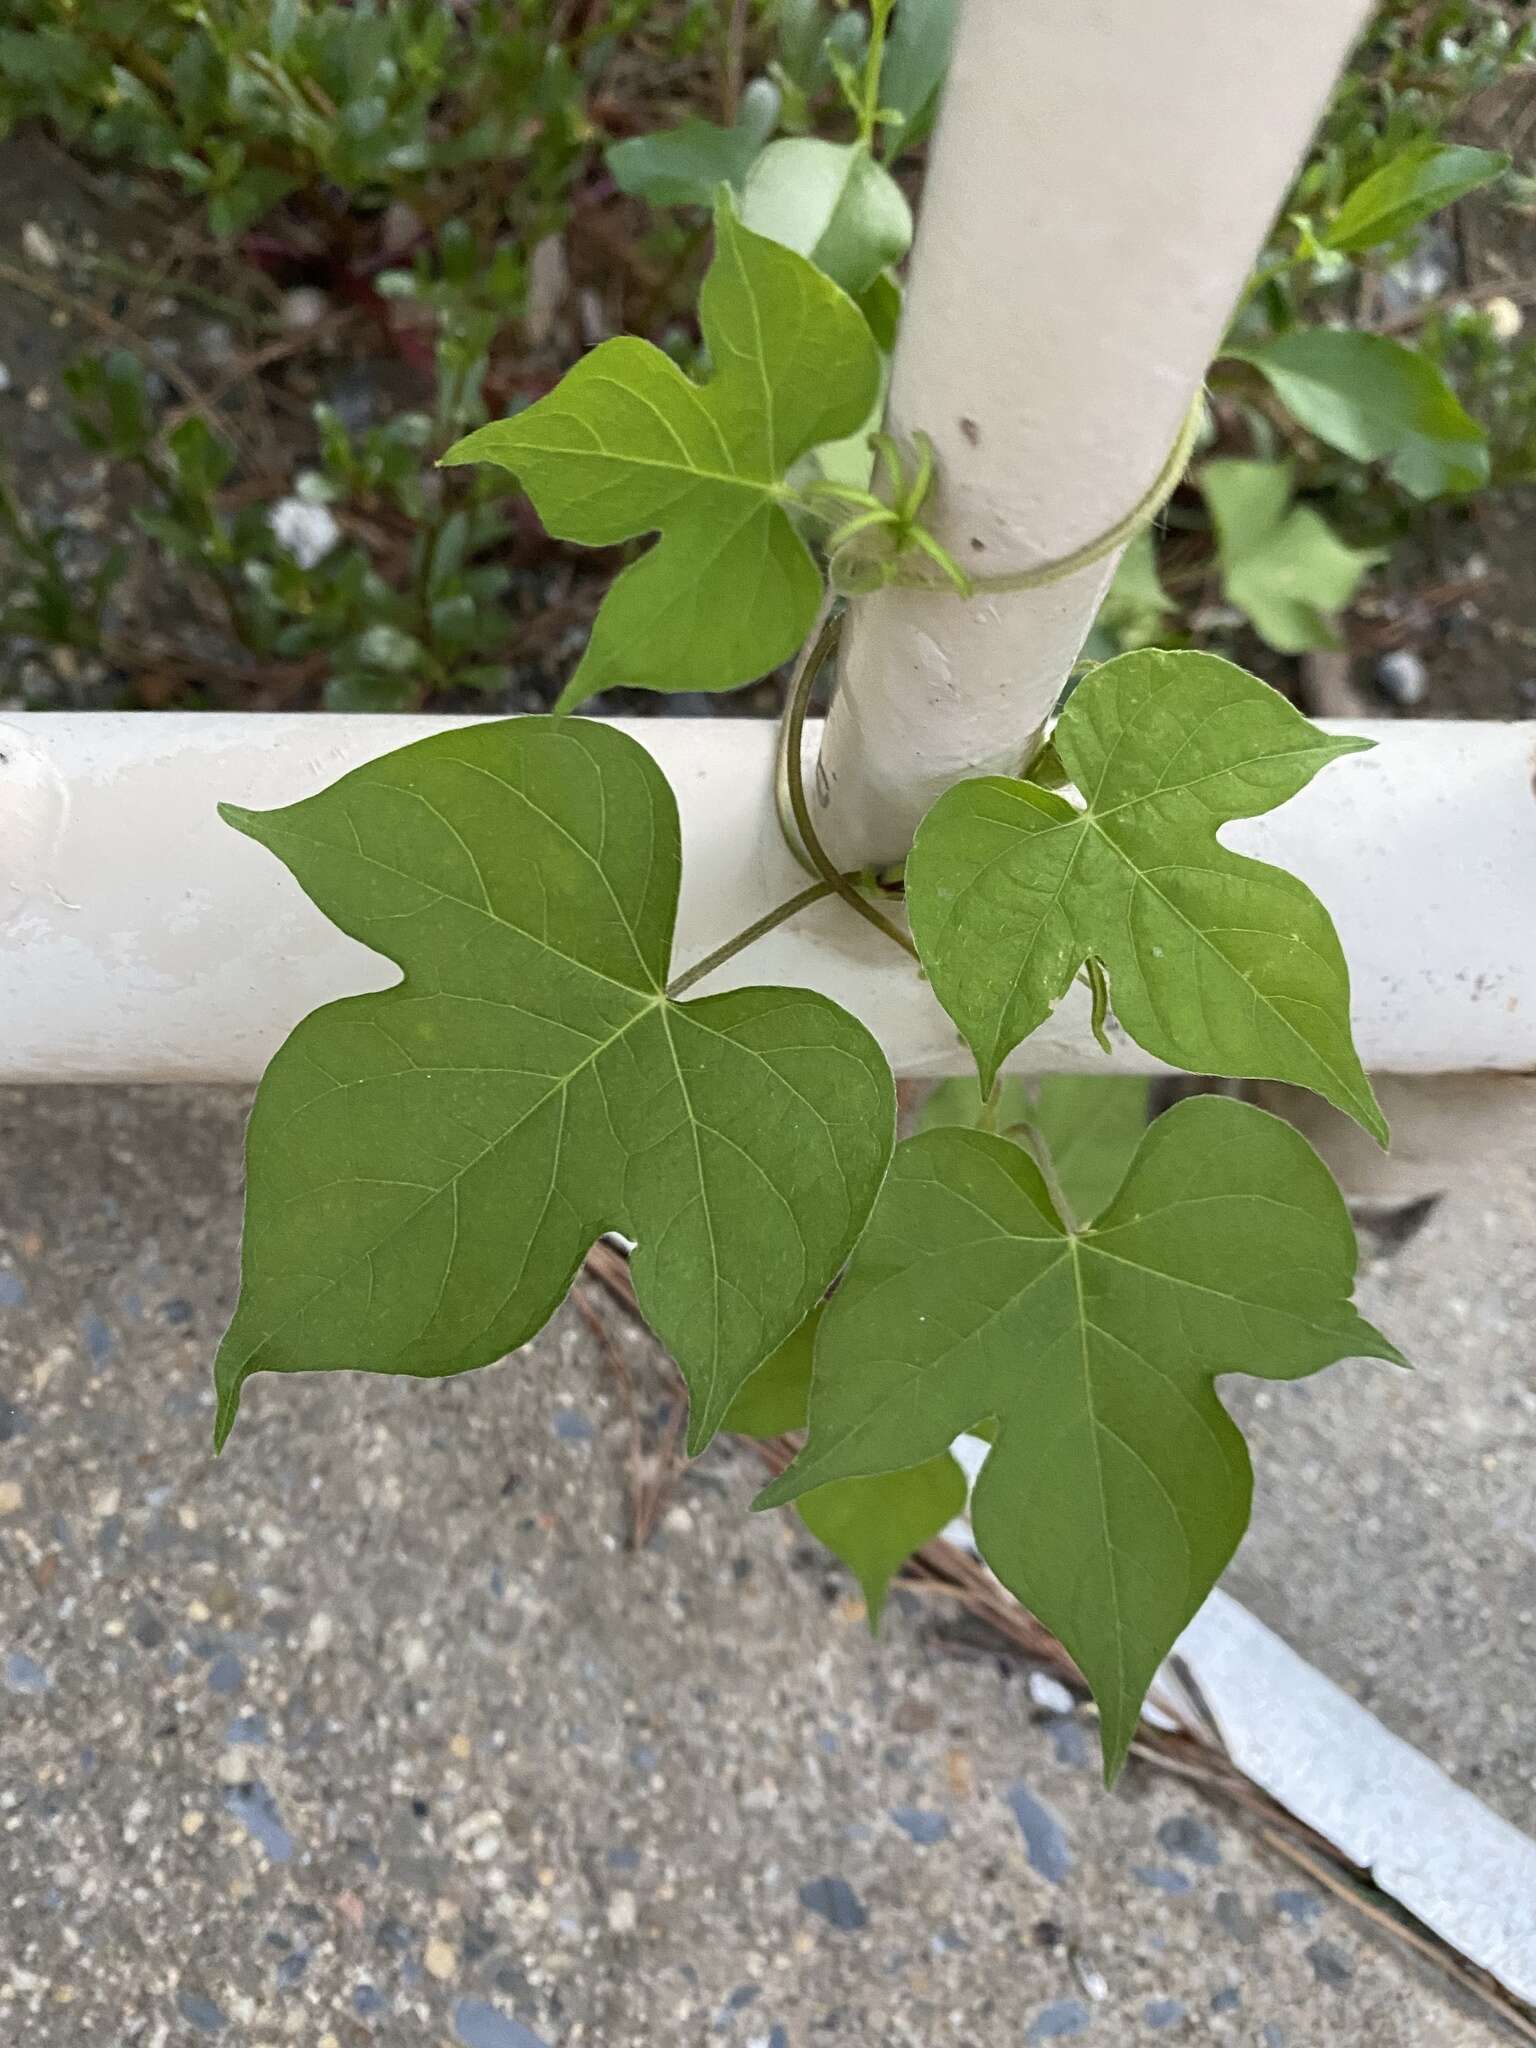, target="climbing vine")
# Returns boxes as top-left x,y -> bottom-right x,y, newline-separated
212,10 -> 1400,1781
